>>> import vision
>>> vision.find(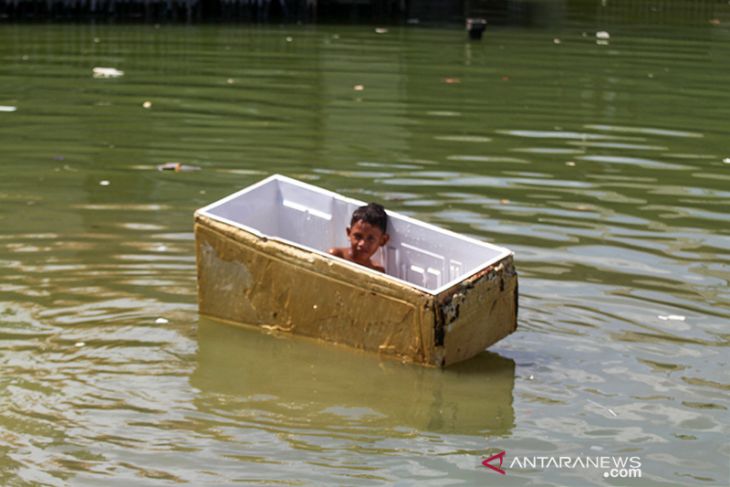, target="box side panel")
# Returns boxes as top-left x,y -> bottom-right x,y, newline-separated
205,180 -> 279,236
437,256 -> 518,366
195,217 -> 434,364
